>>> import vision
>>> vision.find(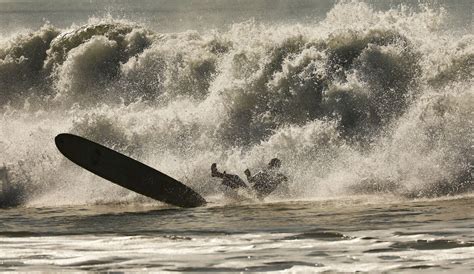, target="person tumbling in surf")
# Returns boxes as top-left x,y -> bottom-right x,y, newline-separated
211,158 -> 288,200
